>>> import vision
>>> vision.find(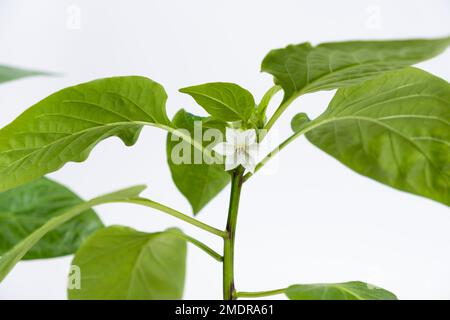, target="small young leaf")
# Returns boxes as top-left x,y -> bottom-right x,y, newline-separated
68,226 -> 187,300
0,185 -> 146,283
0,65 -> 49,84
0,76 -> 171,192
180,82 -> 256,122
167,109 -> 230,214
262,37 -> 450,101
0,177 -> 103,260
306,68 -> 450,205
290,112 -> 311,132
286,281 -> 397,300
